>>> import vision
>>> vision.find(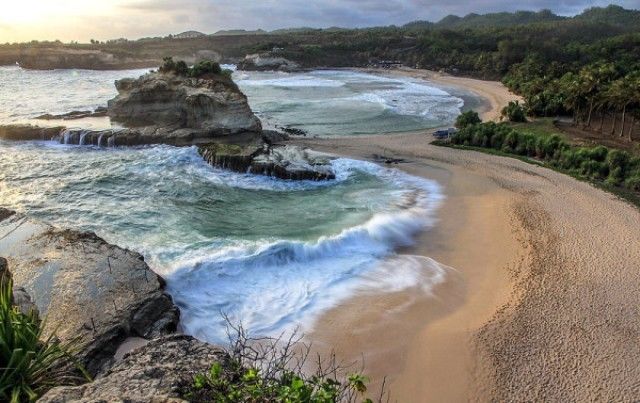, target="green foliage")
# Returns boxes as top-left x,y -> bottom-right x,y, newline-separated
186,361 -> 368,402
455,110 -> 482,129
501,101 -> 527,122
183,321 -> 381,402
0,275 -> 86,402
449,122 -> 639,193
159,57 -> 230,79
